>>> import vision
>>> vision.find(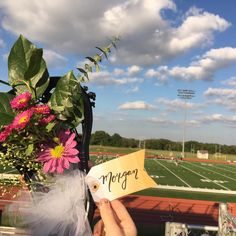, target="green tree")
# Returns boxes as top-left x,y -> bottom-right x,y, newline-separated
90,131 -> 111,146
111,133 -> 123,147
